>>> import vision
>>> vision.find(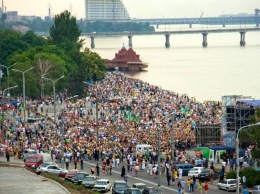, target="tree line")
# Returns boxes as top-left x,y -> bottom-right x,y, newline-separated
0,10 -> 106,98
